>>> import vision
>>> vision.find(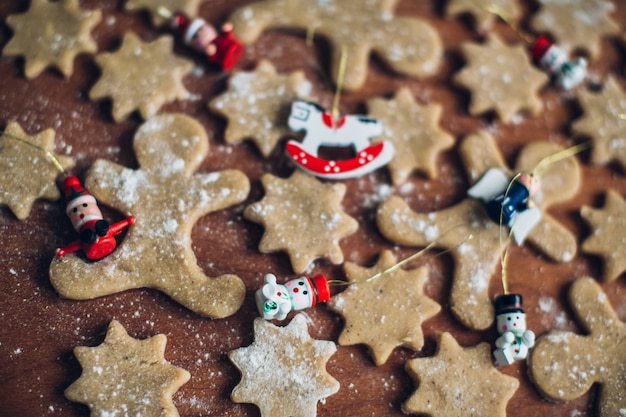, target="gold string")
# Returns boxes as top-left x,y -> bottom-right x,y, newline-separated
1,131 -> 67,175
533,141 -> 590,178
330,44 -> 348,126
